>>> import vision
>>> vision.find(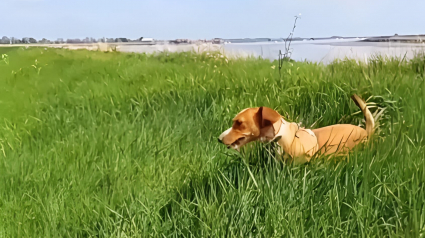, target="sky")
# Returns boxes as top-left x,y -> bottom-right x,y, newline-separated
1,0 -> 425,40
